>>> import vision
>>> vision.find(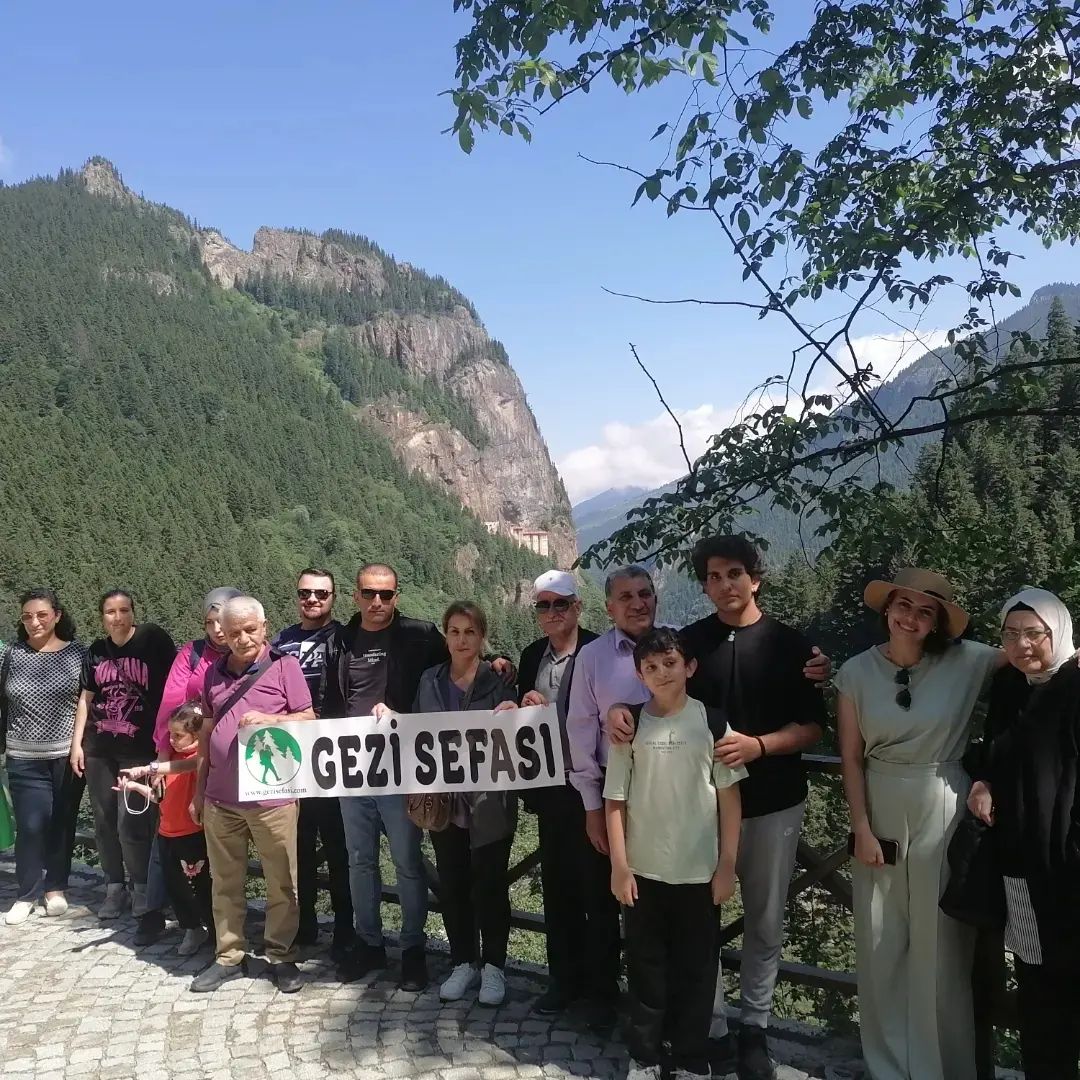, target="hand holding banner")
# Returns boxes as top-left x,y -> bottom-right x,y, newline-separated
236,704 -> 565,801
